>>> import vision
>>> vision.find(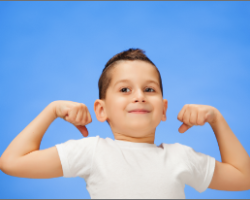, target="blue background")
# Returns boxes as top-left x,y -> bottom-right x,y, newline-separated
0,1 -> 250,199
